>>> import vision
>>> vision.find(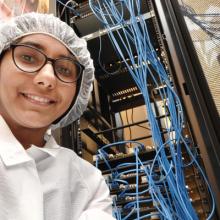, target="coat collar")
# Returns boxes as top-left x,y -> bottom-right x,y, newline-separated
0,116 -> 60,167
31,134 -> 60,158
